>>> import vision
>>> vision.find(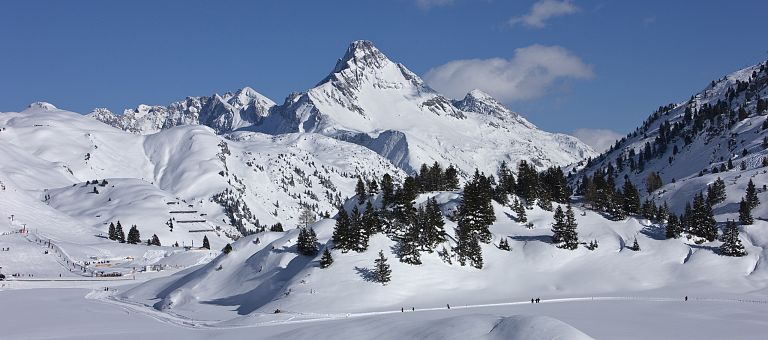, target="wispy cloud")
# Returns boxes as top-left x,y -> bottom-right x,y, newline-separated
424,44 -> 593,102
572,128 -> 623,153
643,15 -> 656,25
509,0 -> 579,28
415,0 -> 454,10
